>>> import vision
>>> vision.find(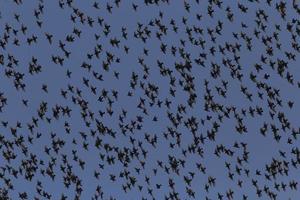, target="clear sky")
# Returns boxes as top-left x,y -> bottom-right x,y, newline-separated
0,0 -> 300,200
